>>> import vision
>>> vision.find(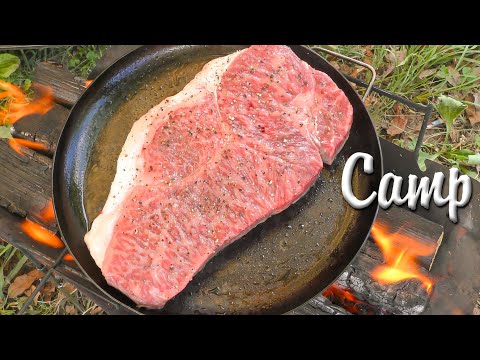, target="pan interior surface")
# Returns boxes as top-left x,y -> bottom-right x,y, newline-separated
55,45 -> 381,314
